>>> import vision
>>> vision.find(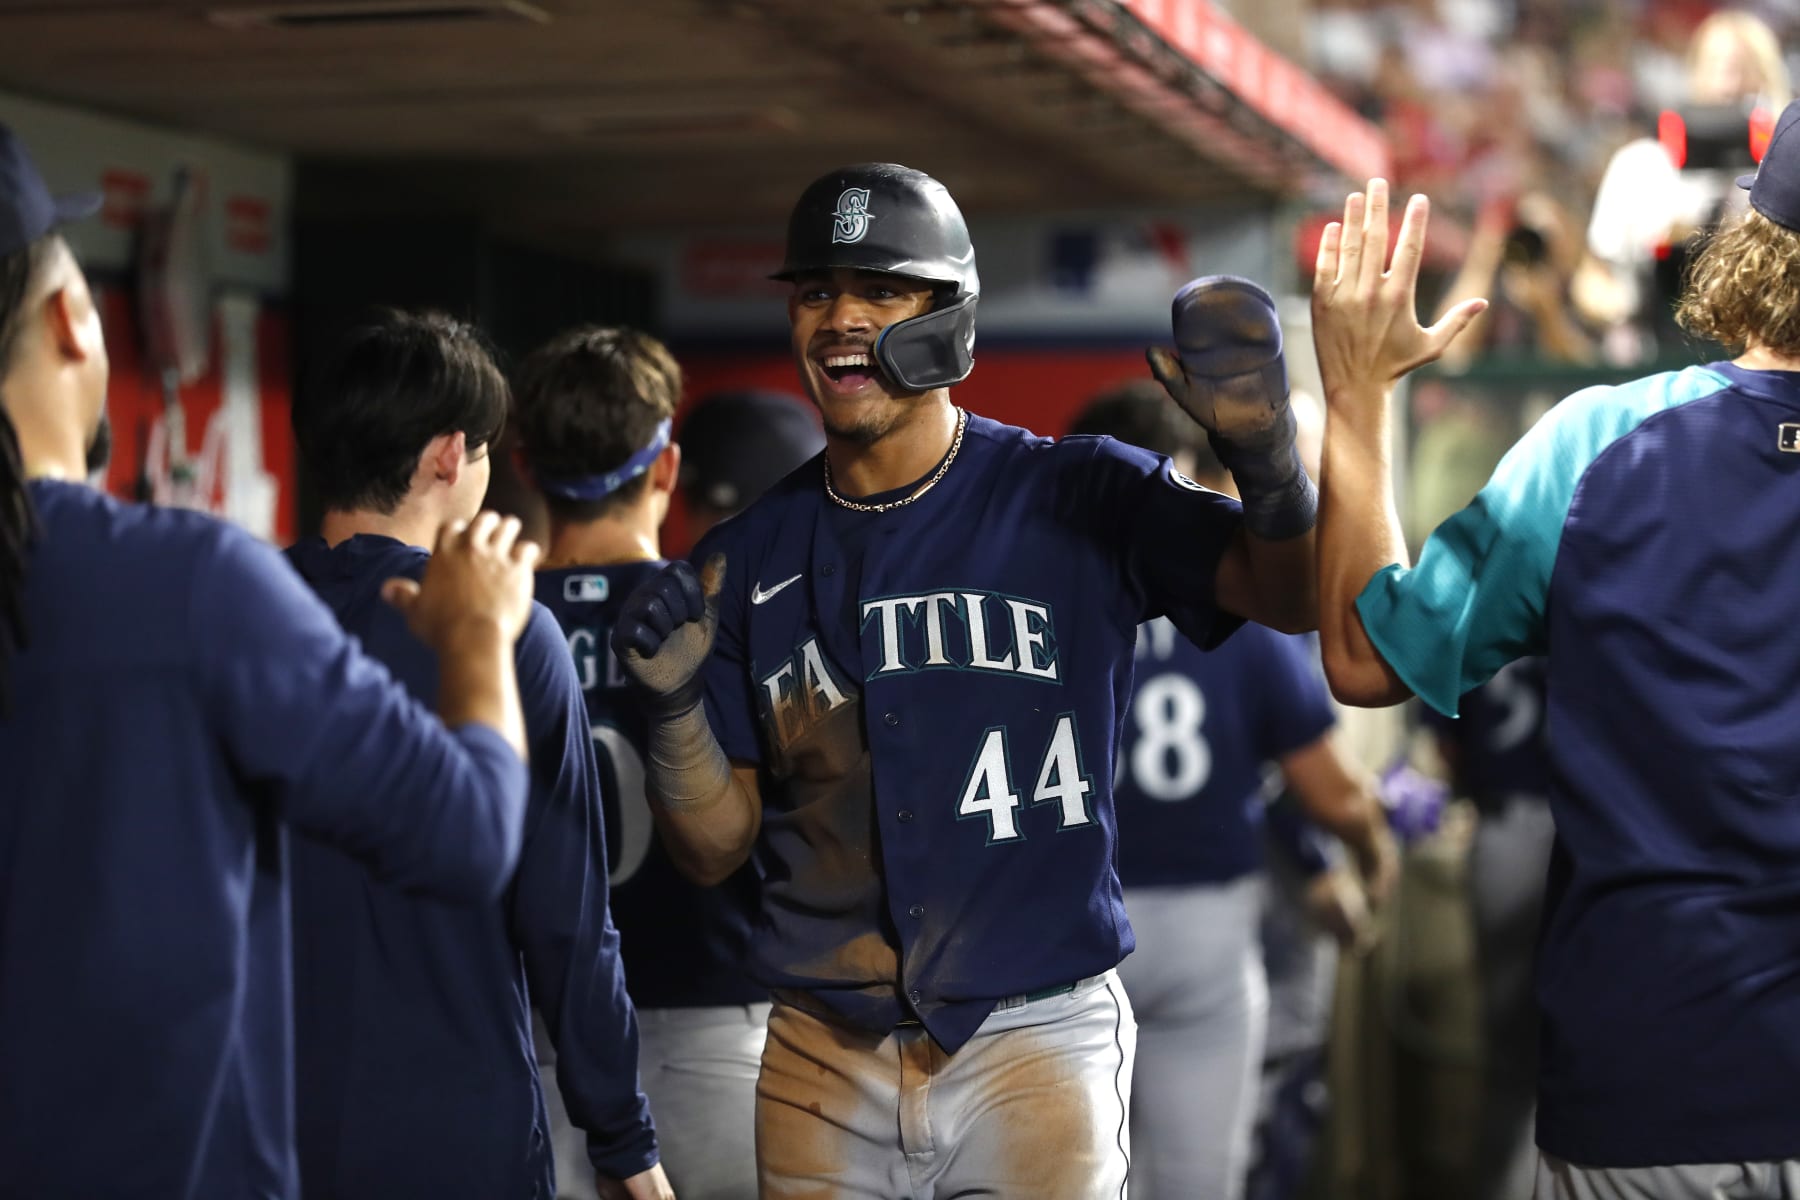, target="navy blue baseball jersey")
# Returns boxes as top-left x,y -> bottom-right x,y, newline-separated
695,413 -> 1243,1053
536,560 -> 764,1009
1358,363 -> 1800,1166
1114,617 -> 1337,888
0,481 -> 527,1200
286,535 -> 657,1197
1424,658 -> 1550,815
